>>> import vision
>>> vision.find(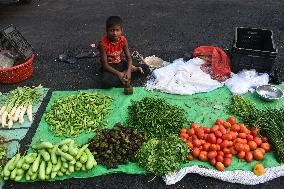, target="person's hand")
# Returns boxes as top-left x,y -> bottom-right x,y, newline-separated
117,72 -> 127,84
123,70 -> 131,81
